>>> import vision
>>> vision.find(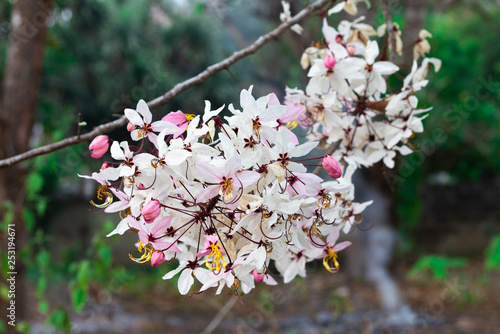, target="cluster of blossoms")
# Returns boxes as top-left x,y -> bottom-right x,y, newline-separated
285,15 -> 441,182
82,5 -> 439,296
82,89 -> 359,295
